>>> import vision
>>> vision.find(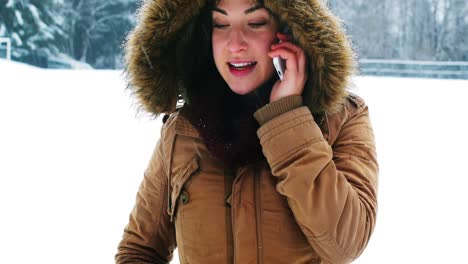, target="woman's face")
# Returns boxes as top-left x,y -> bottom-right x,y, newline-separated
212,0 -> 279,95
